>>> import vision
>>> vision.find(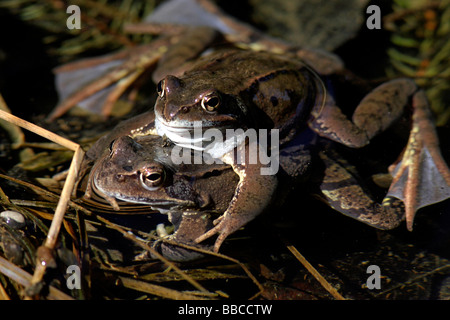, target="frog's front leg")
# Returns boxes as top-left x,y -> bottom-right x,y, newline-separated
310,78 -> 450,230
195,142 -> 278,252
